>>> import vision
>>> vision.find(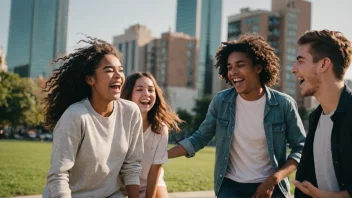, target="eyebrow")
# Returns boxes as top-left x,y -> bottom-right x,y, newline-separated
135,85 -> 155,88
102,65 -> 123,70
227,60 -> 245,65
296,56 -> 305,61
